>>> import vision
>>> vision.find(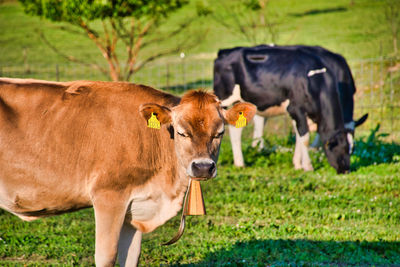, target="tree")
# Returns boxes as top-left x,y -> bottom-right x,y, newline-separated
209,0 -> 280,45
384,0 -> 400,55
19,0 -> 201,81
